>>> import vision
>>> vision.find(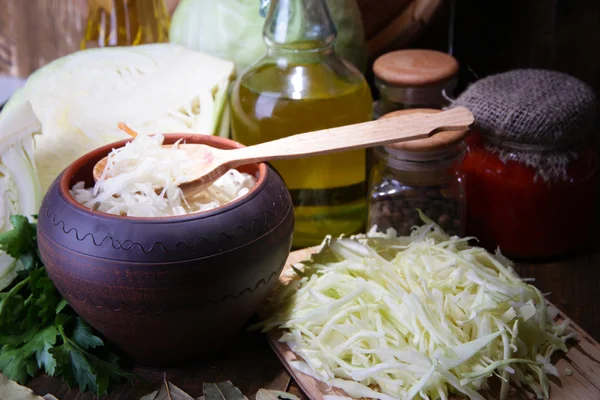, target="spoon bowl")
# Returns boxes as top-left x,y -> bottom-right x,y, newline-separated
92,107 -> 474,198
